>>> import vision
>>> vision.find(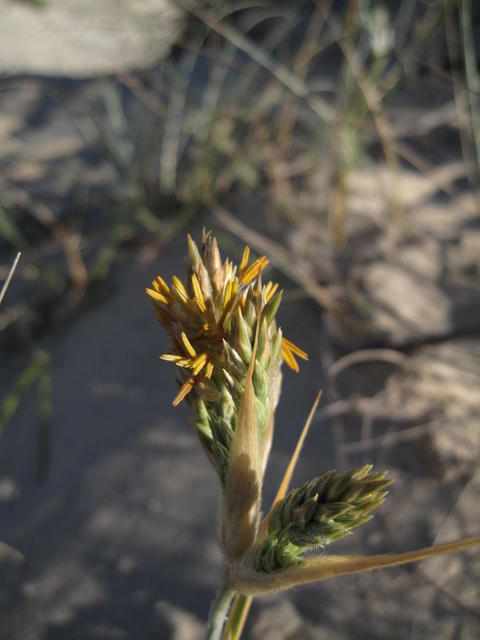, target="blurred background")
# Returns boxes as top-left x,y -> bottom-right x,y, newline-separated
0,1 -> 479,638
